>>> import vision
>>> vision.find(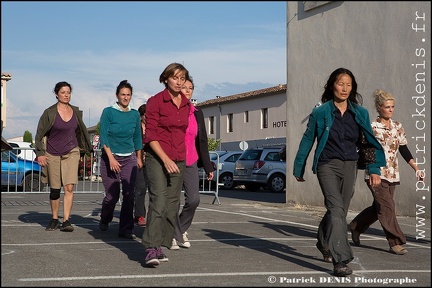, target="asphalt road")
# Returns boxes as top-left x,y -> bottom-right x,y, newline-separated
1,189 -> 430,287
